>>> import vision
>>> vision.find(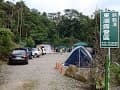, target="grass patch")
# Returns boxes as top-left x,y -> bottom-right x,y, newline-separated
0,60 -> 7,65
110,62 -> 120,86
